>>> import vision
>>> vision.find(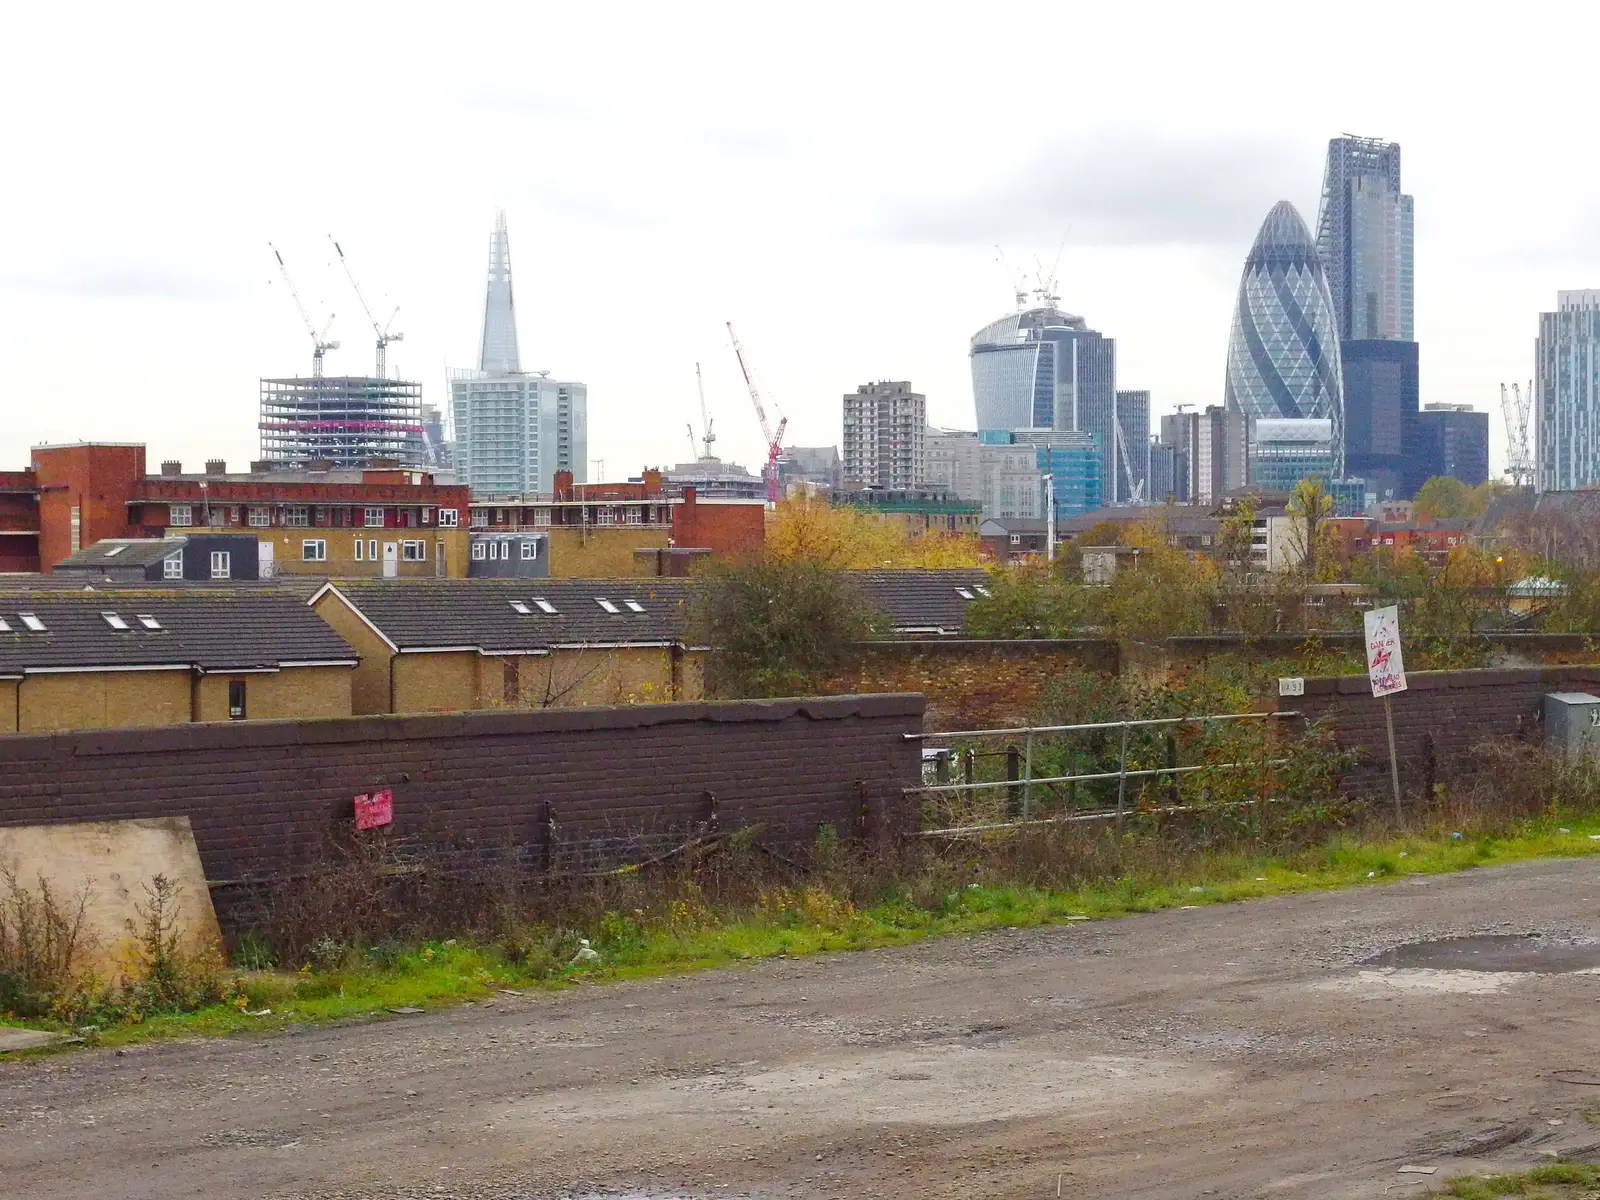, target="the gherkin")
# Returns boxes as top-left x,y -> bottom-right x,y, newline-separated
1224,200 -> 1344,476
